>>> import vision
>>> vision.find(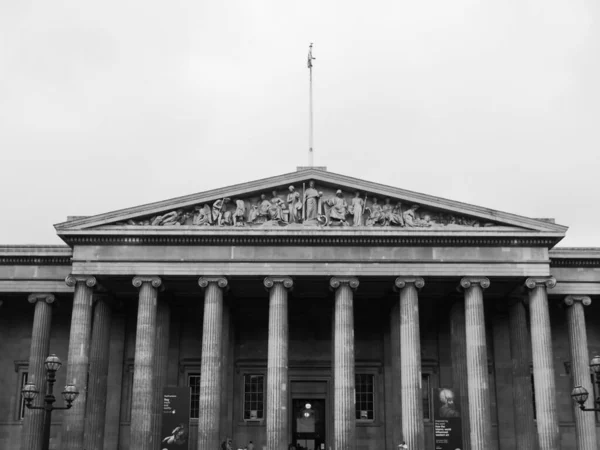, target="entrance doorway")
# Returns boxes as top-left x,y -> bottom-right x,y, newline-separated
292,399 -> 326,450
